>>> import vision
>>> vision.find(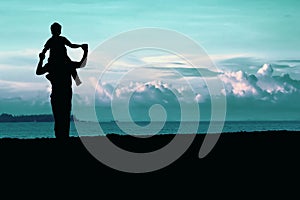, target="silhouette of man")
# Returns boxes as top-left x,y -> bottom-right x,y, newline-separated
36,44 -> 88,139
